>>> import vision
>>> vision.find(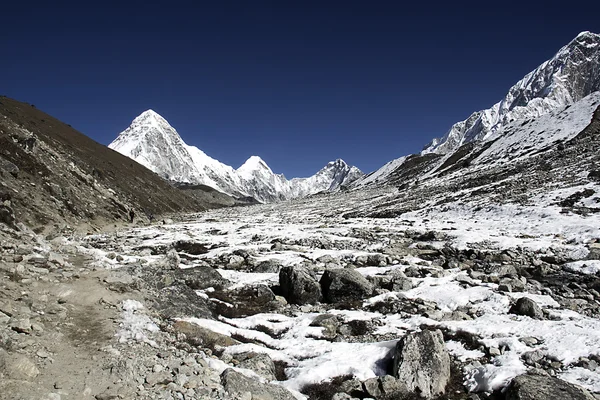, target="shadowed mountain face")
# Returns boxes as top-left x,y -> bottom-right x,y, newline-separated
0,96 -> 210,234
